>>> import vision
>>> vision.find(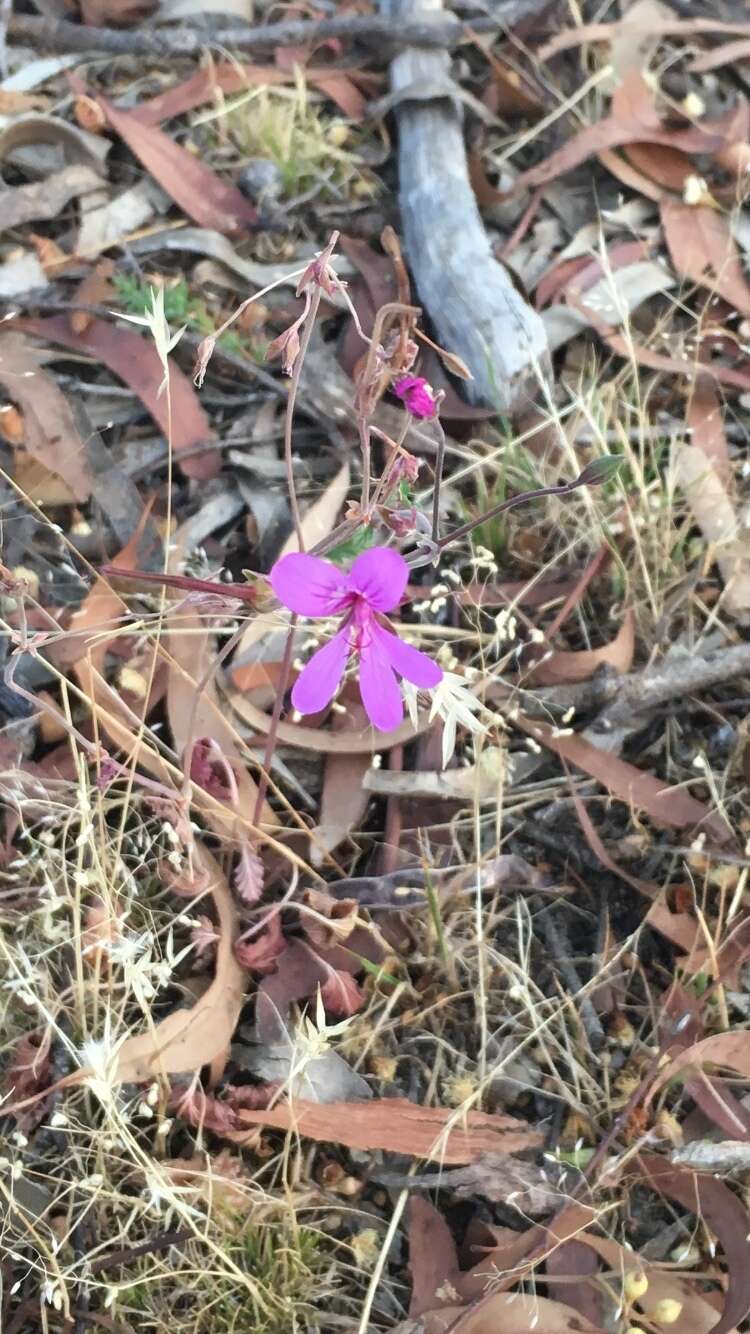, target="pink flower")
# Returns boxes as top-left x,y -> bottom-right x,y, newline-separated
393,375 -> 437,419
269,547 -> 441,731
